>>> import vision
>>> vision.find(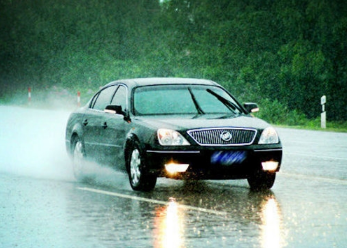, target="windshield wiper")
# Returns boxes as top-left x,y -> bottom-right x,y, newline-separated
188,87 -> 205,115
206,89 -> 242,113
